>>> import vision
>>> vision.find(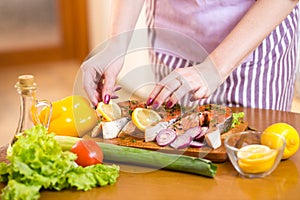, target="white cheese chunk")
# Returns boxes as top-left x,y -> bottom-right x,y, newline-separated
102,117 -> 130,139
205,128 -> 221,149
